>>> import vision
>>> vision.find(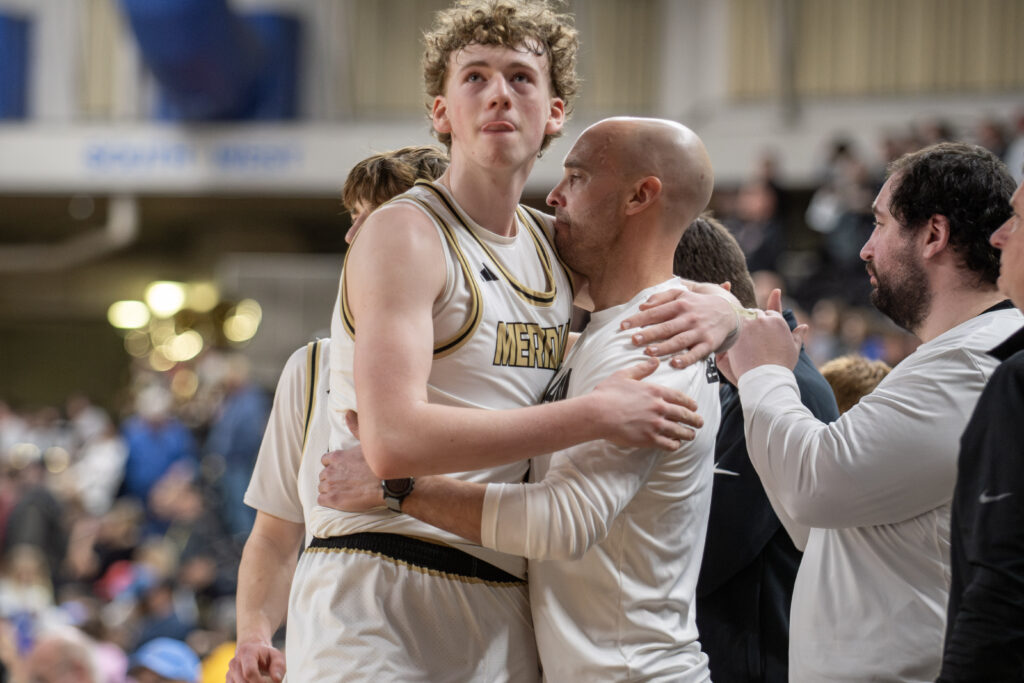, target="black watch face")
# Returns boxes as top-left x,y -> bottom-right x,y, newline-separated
383,478 -> 413,496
